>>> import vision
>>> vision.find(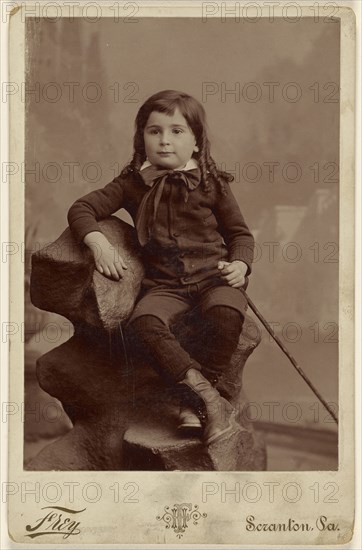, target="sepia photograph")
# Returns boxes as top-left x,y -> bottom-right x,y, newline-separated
23,8 -> 340,473
4,1 -> 356,546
